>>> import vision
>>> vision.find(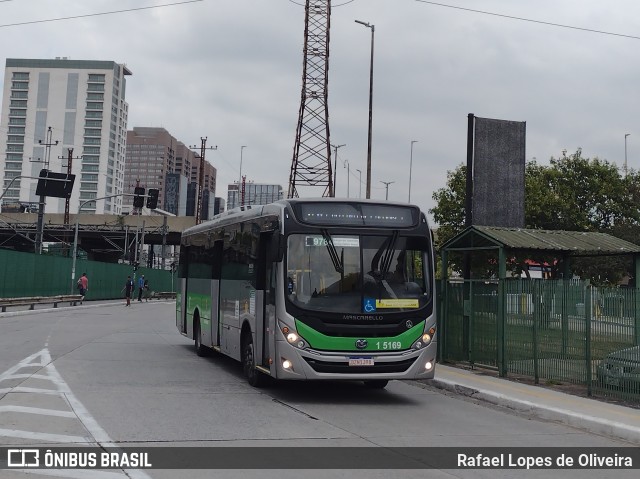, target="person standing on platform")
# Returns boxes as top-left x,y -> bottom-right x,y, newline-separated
77,273 -> 88,304
123,275 -> 134,307
137,275 -> 145,302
